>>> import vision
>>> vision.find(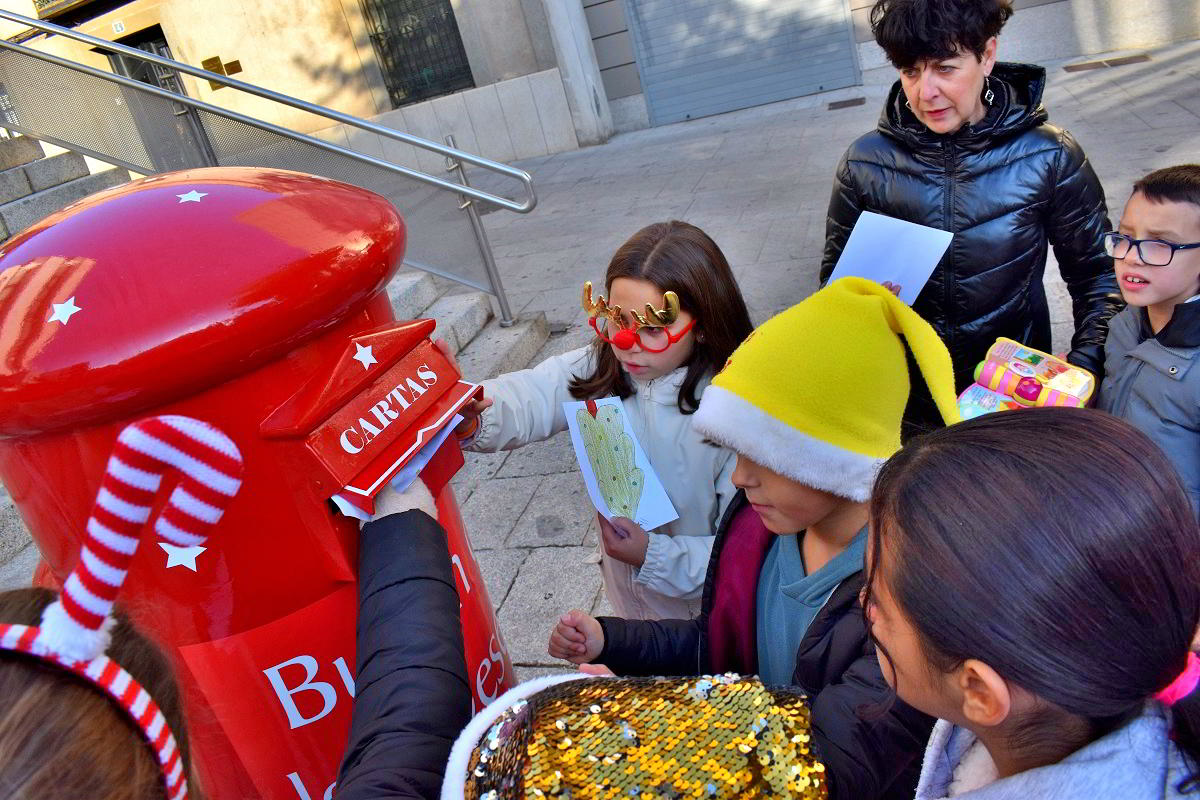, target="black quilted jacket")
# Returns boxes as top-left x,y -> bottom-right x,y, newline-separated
336,510 -> 471,799
821,62 -> 1121,391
